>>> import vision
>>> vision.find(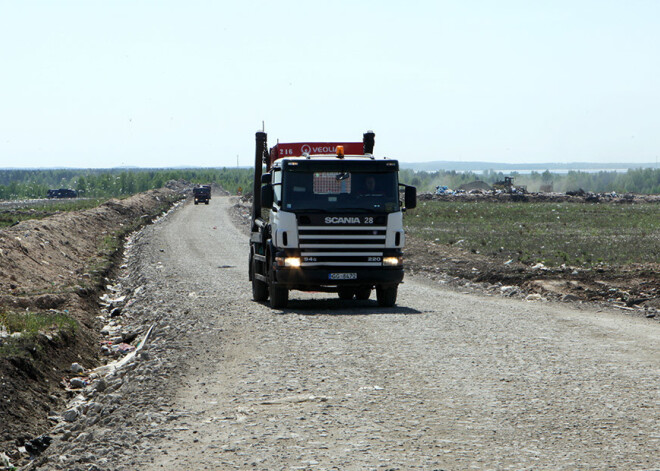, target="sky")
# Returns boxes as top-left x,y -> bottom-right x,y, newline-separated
1,0 -> 659,168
